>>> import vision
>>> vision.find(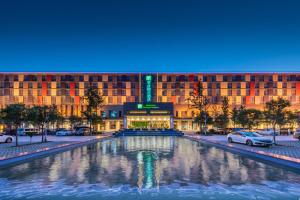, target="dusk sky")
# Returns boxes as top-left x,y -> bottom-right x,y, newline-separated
0,0 -> 300,72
